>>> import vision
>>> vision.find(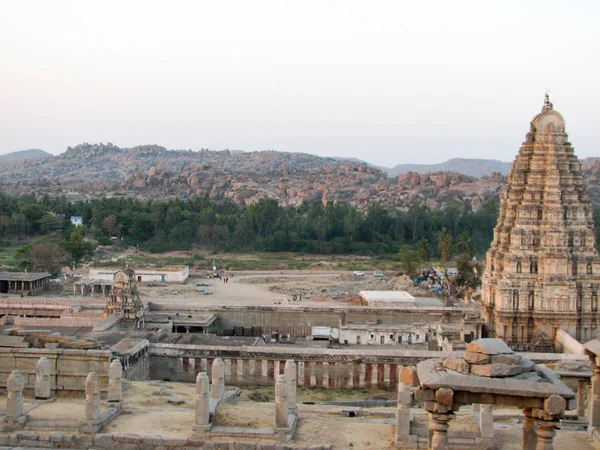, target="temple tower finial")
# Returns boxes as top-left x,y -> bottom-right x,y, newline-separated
543,90 -> 553,111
